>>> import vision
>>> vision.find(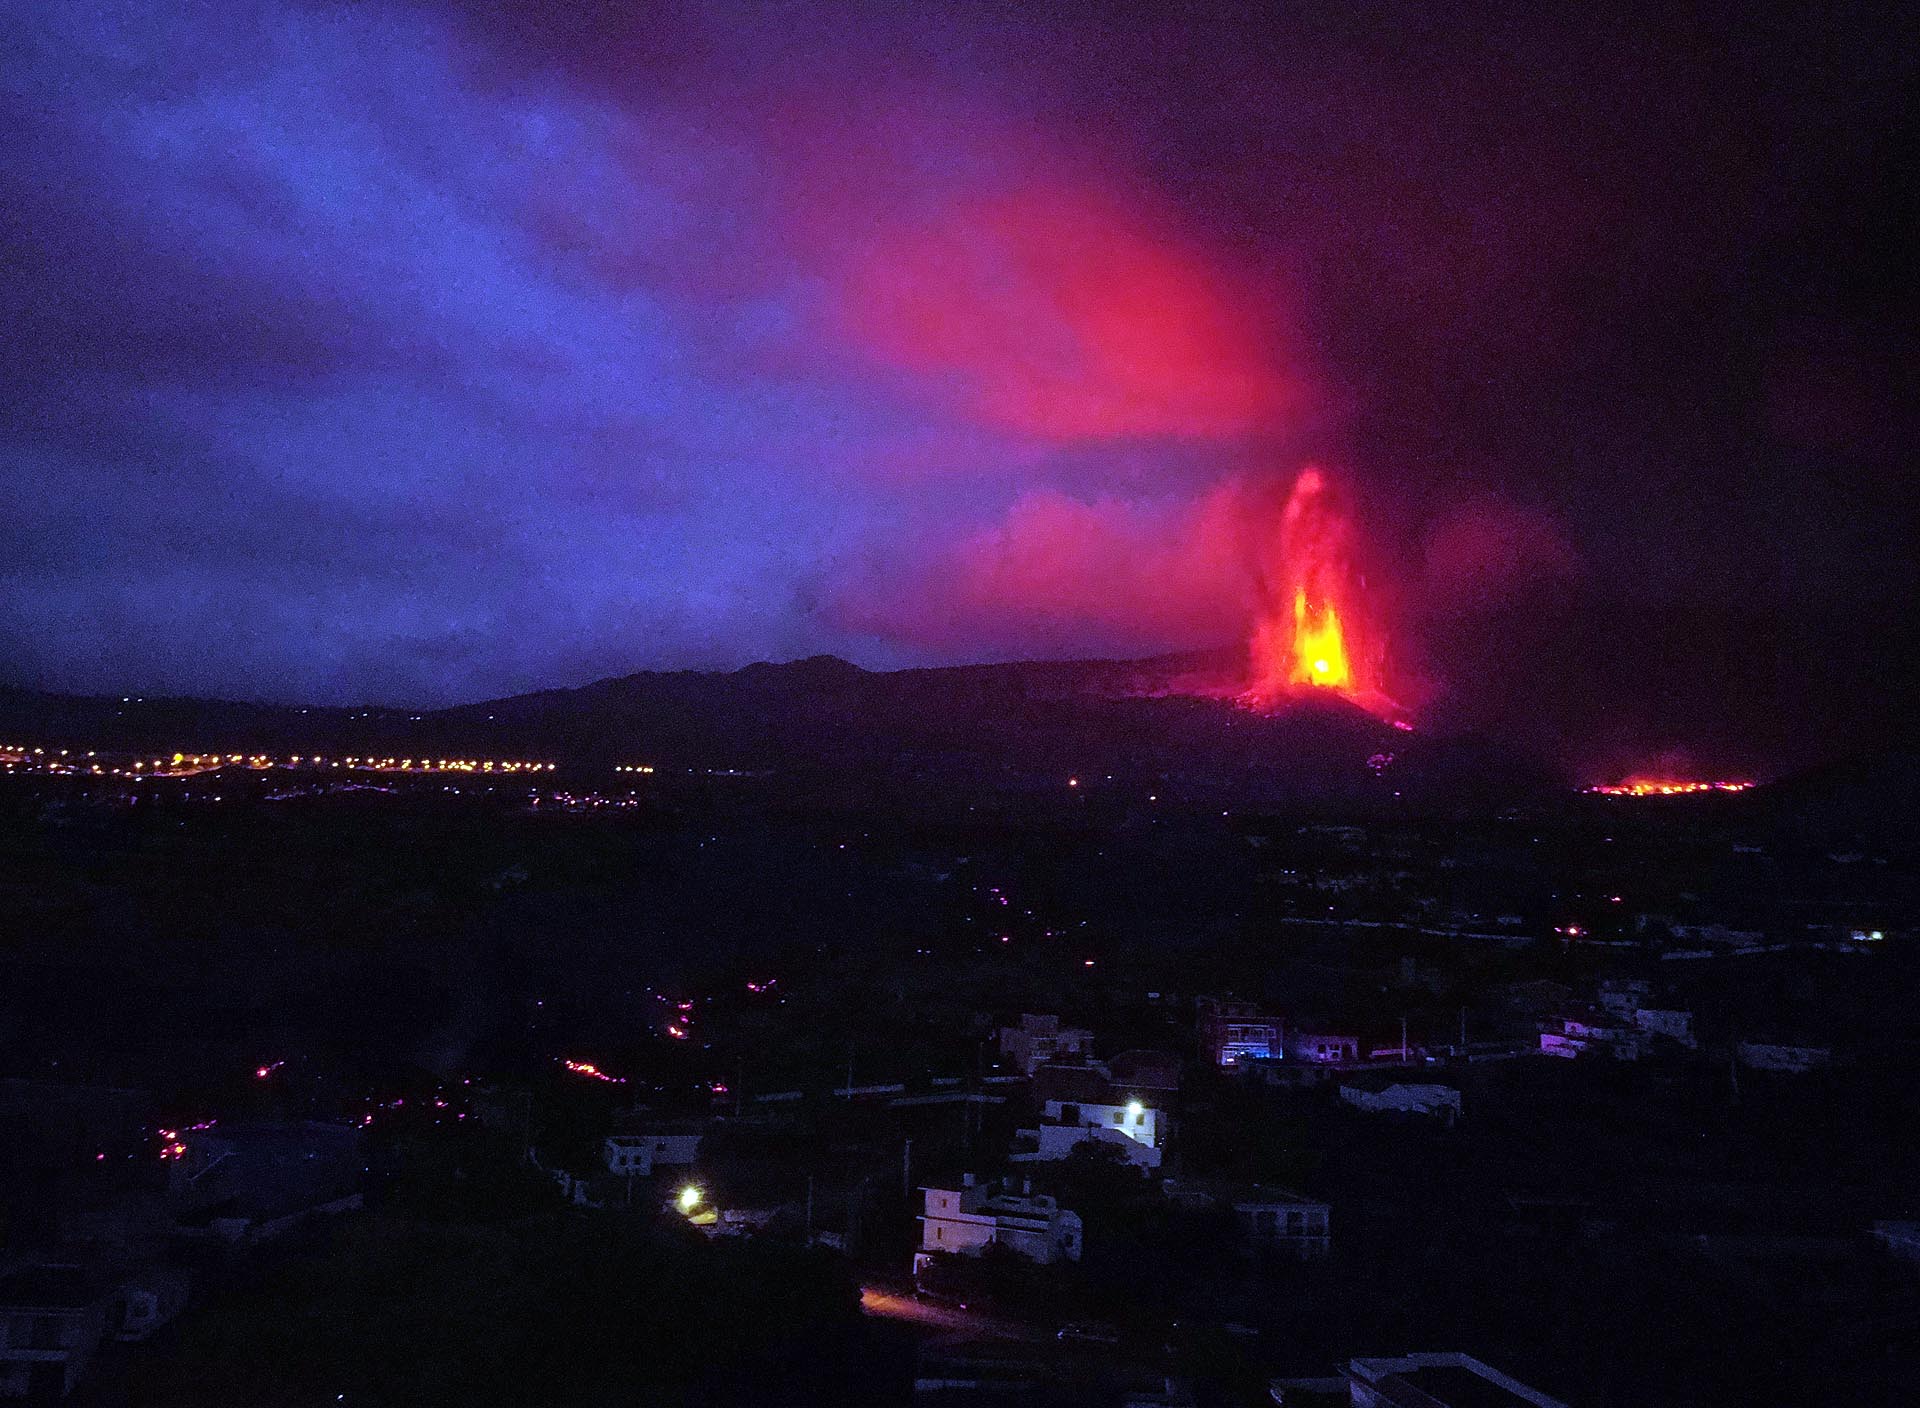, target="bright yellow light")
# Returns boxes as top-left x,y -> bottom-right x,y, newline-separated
678,1184 -> 702,1212
1289,589 -> 1352,690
